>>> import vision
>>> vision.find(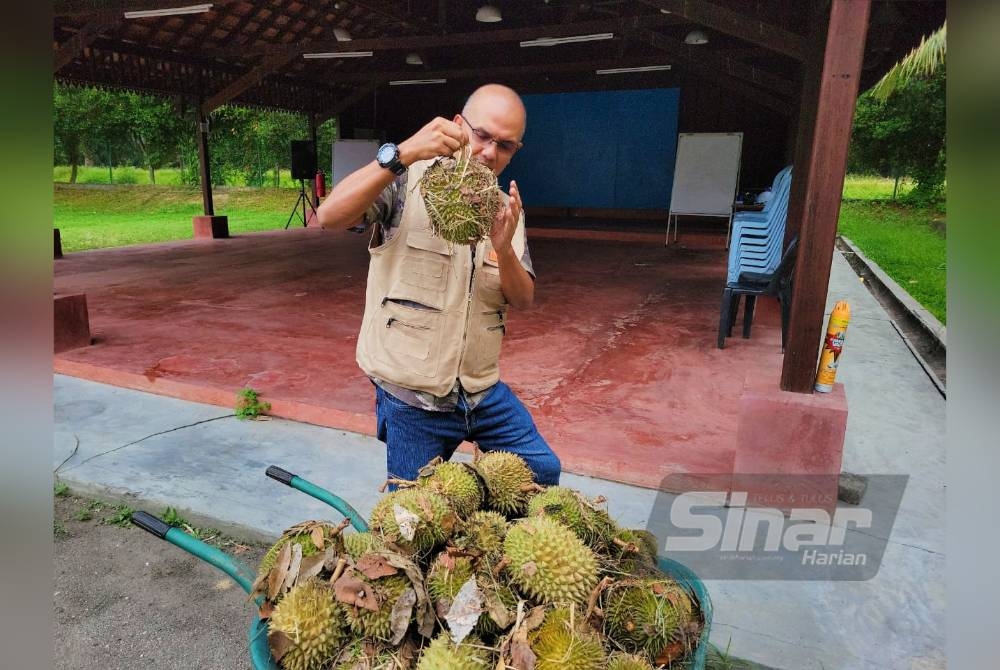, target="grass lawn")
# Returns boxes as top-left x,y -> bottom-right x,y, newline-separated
54,165 -> 301,188
54,183 -> 304,252
837,176 -> 946,324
